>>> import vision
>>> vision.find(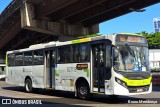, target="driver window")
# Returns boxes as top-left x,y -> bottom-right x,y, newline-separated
106,45 -> 111,68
